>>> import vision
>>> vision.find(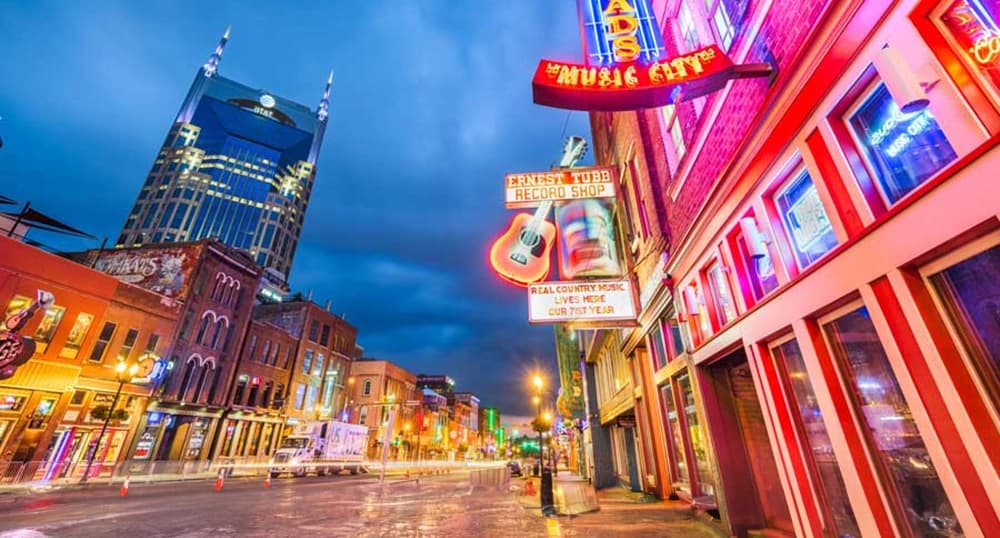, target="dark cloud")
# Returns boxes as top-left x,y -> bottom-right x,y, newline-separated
0,0 -> 591,417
